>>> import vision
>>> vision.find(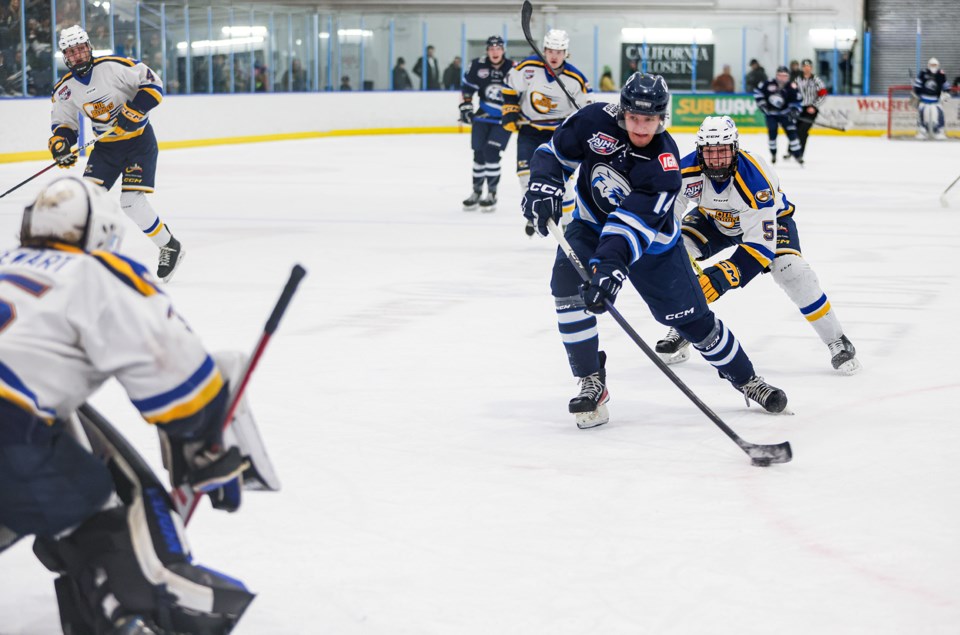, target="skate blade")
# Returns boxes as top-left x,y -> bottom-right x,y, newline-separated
835,358 -> 862,375
480,205 -> 497,213
657,349 -> 690,365
463,204 -> 479,212
160,248 -> 186,284
576,403 -> 610,429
